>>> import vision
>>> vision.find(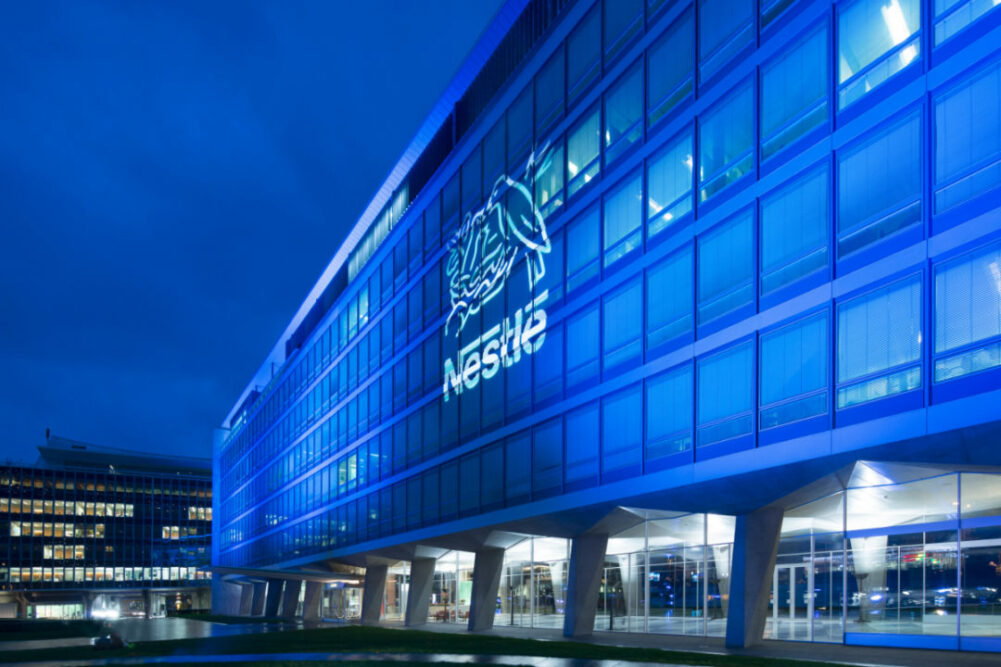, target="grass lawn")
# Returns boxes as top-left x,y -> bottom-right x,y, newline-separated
0,619 -> 103,641
0,625 -> 836,666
